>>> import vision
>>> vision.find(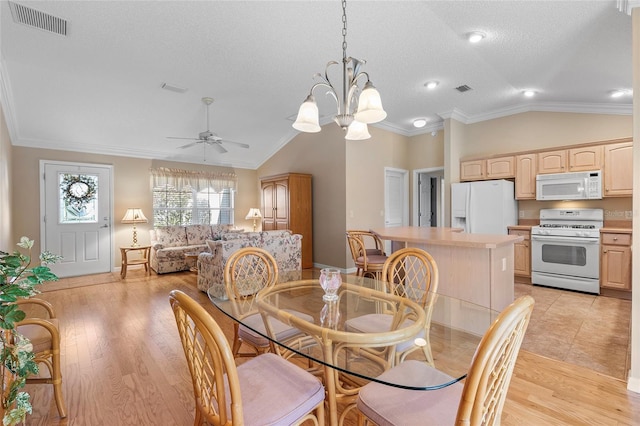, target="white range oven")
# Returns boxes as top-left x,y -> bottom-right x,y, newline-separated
531,208 -> 603,294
